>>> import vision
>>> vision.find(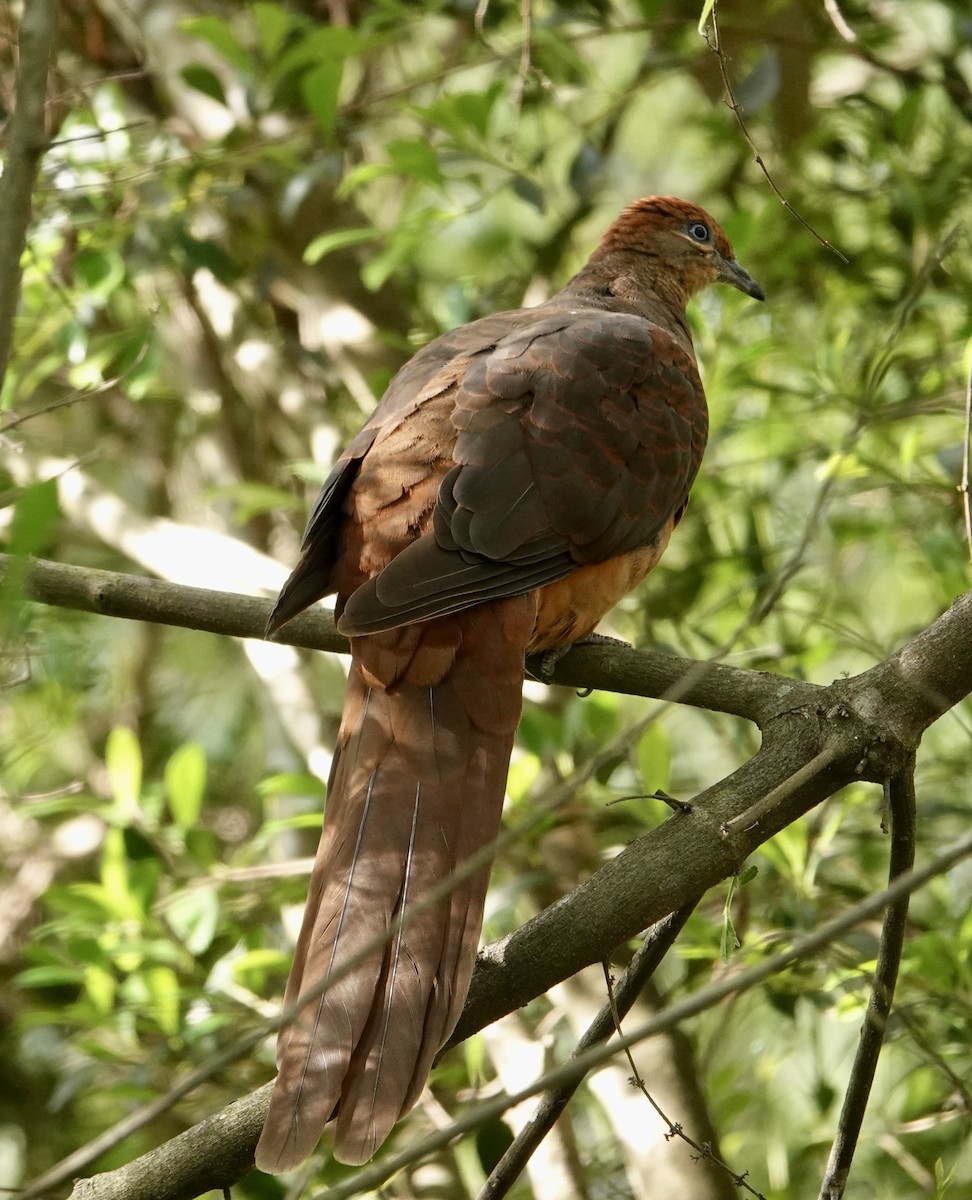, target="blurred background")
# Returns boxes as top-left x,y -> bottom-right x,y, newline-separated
1,1 -> 972,1196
